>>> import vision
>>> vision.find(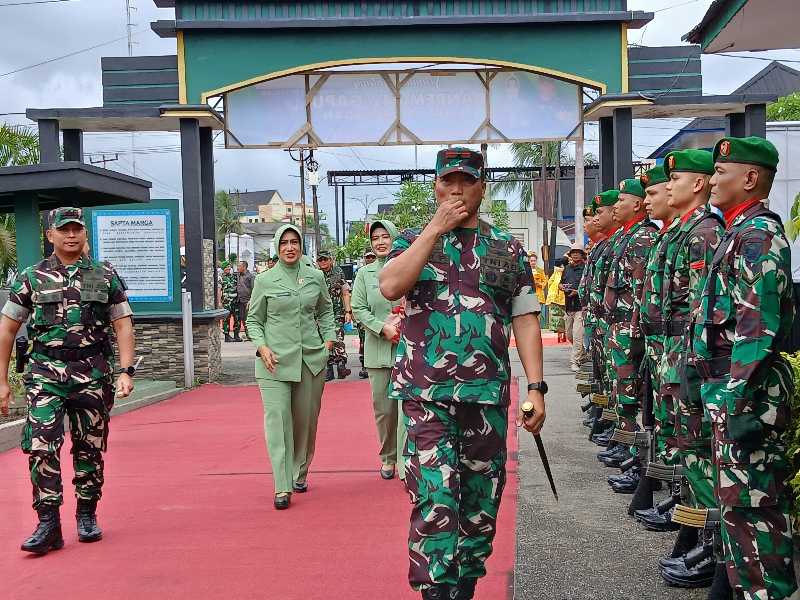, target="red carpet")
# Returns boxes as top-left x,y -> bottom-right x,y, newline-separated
0,380 -> 519,599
